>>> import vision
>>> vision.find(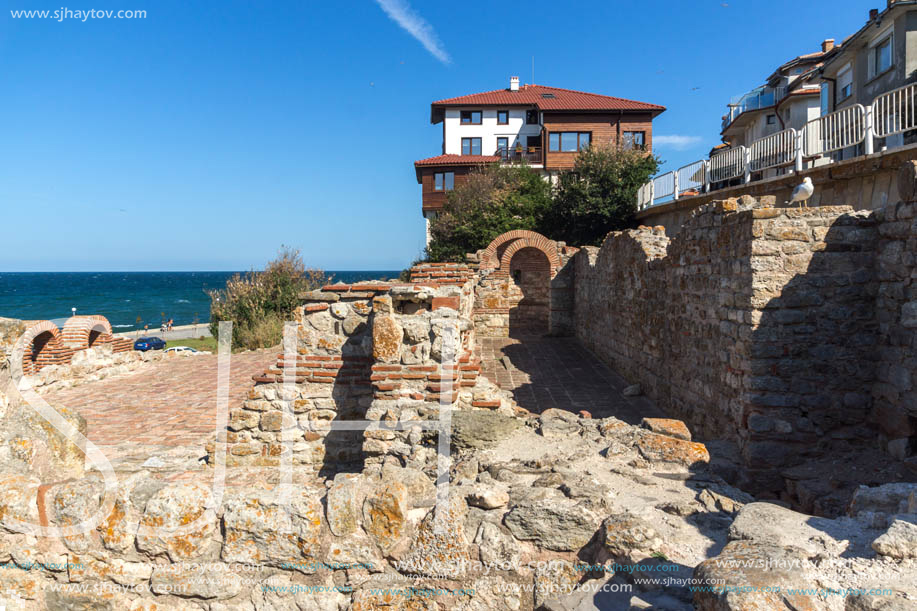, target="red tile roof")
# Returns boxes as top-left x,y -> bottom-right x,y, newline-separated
431,84 -> 665,114
414,154 -> 500,166
414,154 -> 500,183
